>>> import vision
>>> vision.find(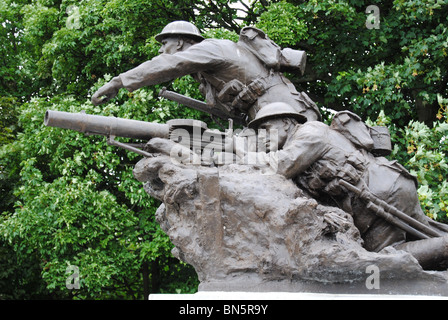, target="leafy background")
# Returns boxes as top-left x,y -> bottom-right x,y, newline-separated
1,0 -> 447,299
